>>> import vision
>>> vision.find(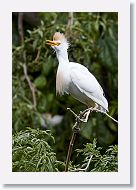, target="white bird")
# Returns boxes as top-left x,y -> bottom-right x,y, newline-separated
46,32 -> 109,122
